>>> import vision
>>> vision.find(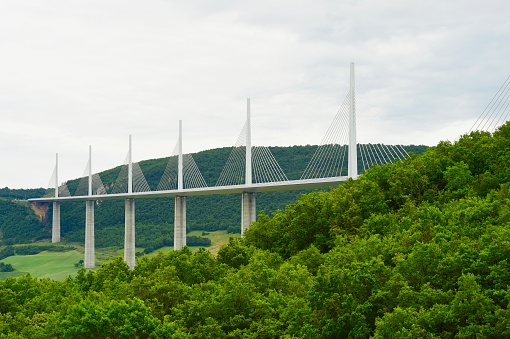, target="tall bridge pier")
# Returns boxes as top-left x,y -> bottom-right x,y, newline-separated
84,146 -> 95,268
52,202 -> 60,243
124,198 -> 136,270
241,192 -> 256,234
174,121 -> 187,250
124,135 -> 136,269
174,196 -> 186,249
84,200 -> 95,268
52,154 -> 61,243
242,98 -> 256,235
